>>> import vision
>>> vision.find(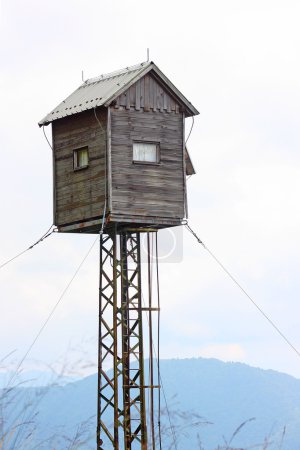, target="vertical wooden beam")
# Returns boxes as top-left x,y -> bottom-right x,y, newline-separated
126,91 -> 131,110
135,80 -> 141,111
140,77 -> 145,108
159,88 -> 164,112
153,78 -> 157,112
149,76 -> 154,111
144,75 -> 150,112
